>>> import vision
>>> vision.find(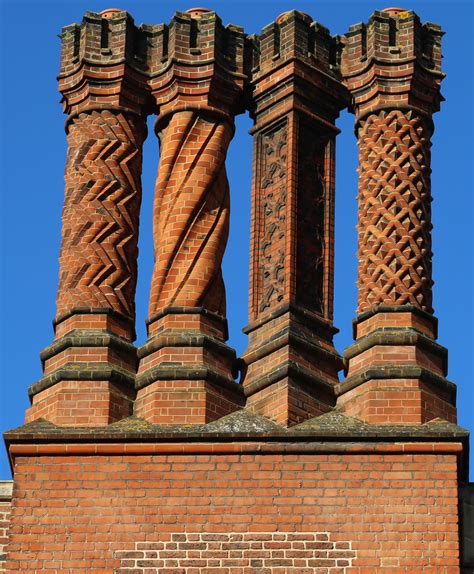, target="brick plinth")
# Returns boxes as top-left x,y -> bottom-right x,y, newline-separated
243,306 -> 341,426
3,429 -> 466,573
26,380 -> 134,426
339,307 -> 456,424
136,311 -> 243,423
27,311 -> 138,425
339,10 -> 452,425
242,11 -> 349,425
